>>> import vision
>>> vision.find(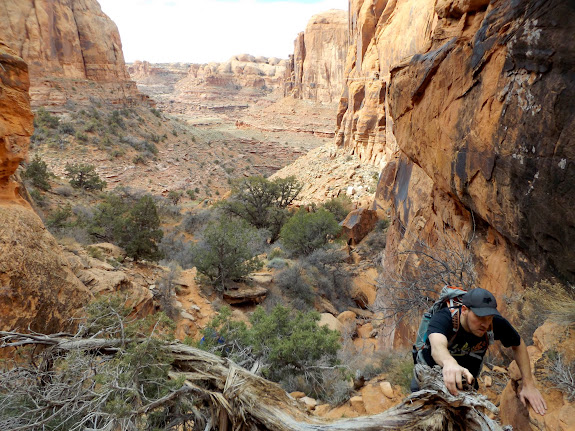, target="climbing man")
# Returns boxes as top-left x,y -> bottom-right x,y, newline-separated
414,287 -> 547,416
